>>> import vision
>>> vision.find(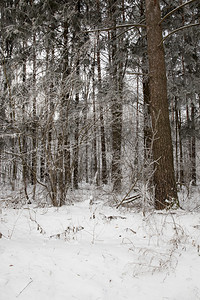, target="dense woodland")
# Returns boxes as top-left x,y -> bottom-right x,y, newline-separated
0,0 -> 199,209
